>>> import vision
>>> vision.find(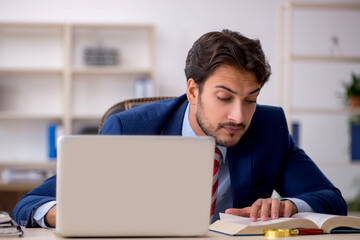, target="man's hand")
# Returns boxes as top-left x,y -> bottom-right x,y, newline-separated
225,198 -> 298,222
44,205 -> 56,227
